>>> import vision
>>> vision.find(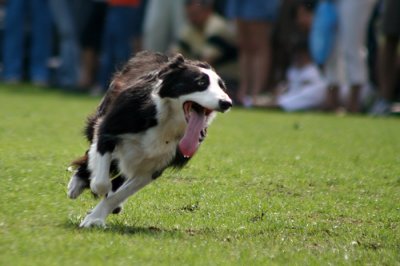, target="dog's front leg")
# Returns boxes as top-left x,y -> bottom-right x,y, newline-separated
88,141 -> 112,196
80,176 -> 153,228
